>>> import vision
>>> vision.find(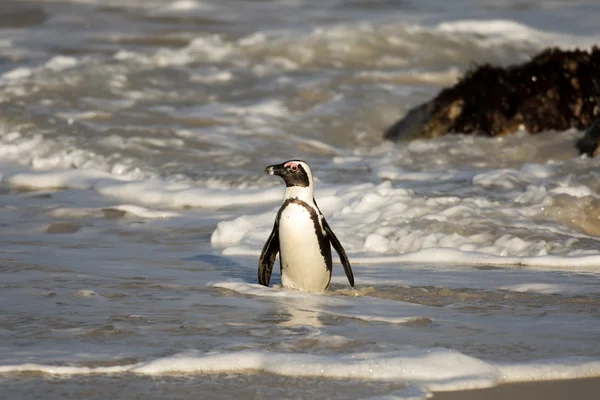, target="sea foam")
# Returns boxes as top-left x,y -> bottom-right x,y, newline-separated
212,172 -> 600,273
2,349 -> 600,398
